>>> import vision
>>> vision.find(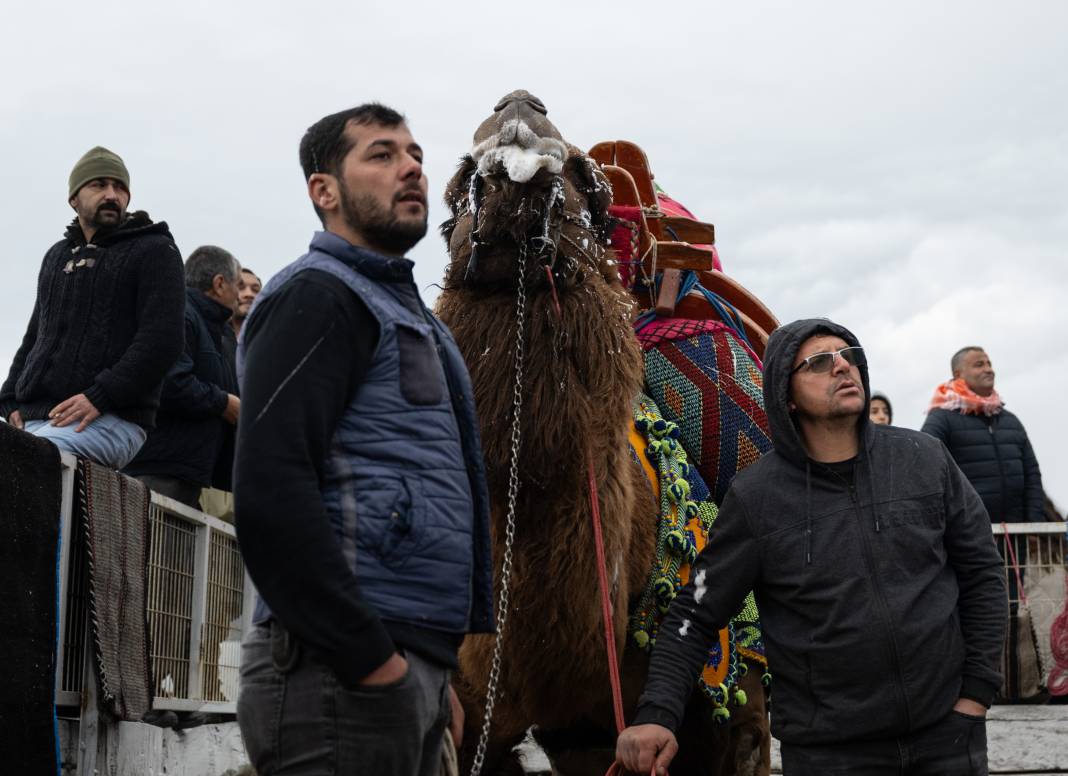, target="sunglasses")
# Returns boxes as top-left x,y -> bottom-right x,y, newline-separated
791,346 -> 865,375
